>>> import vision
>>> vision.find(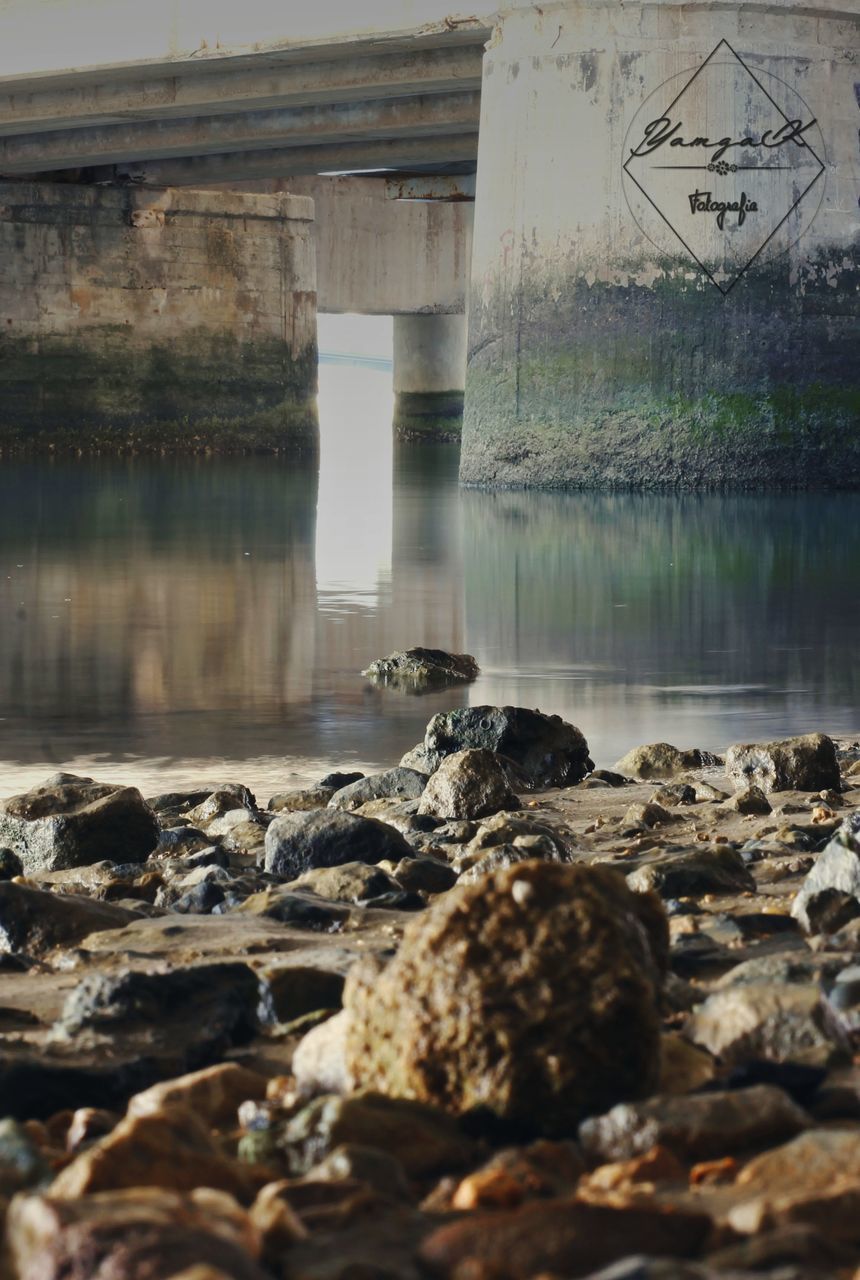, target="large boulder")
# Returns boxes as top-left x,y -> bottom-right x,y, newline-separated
402,705 -> 592,789
417,749 -> 519,821
0,774 -> 159,874
791,815 -> 860,933
263,809 -> 412,881
726,733 -> 840,794
344,861 -> 667,1133
362,647 -> 479,692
